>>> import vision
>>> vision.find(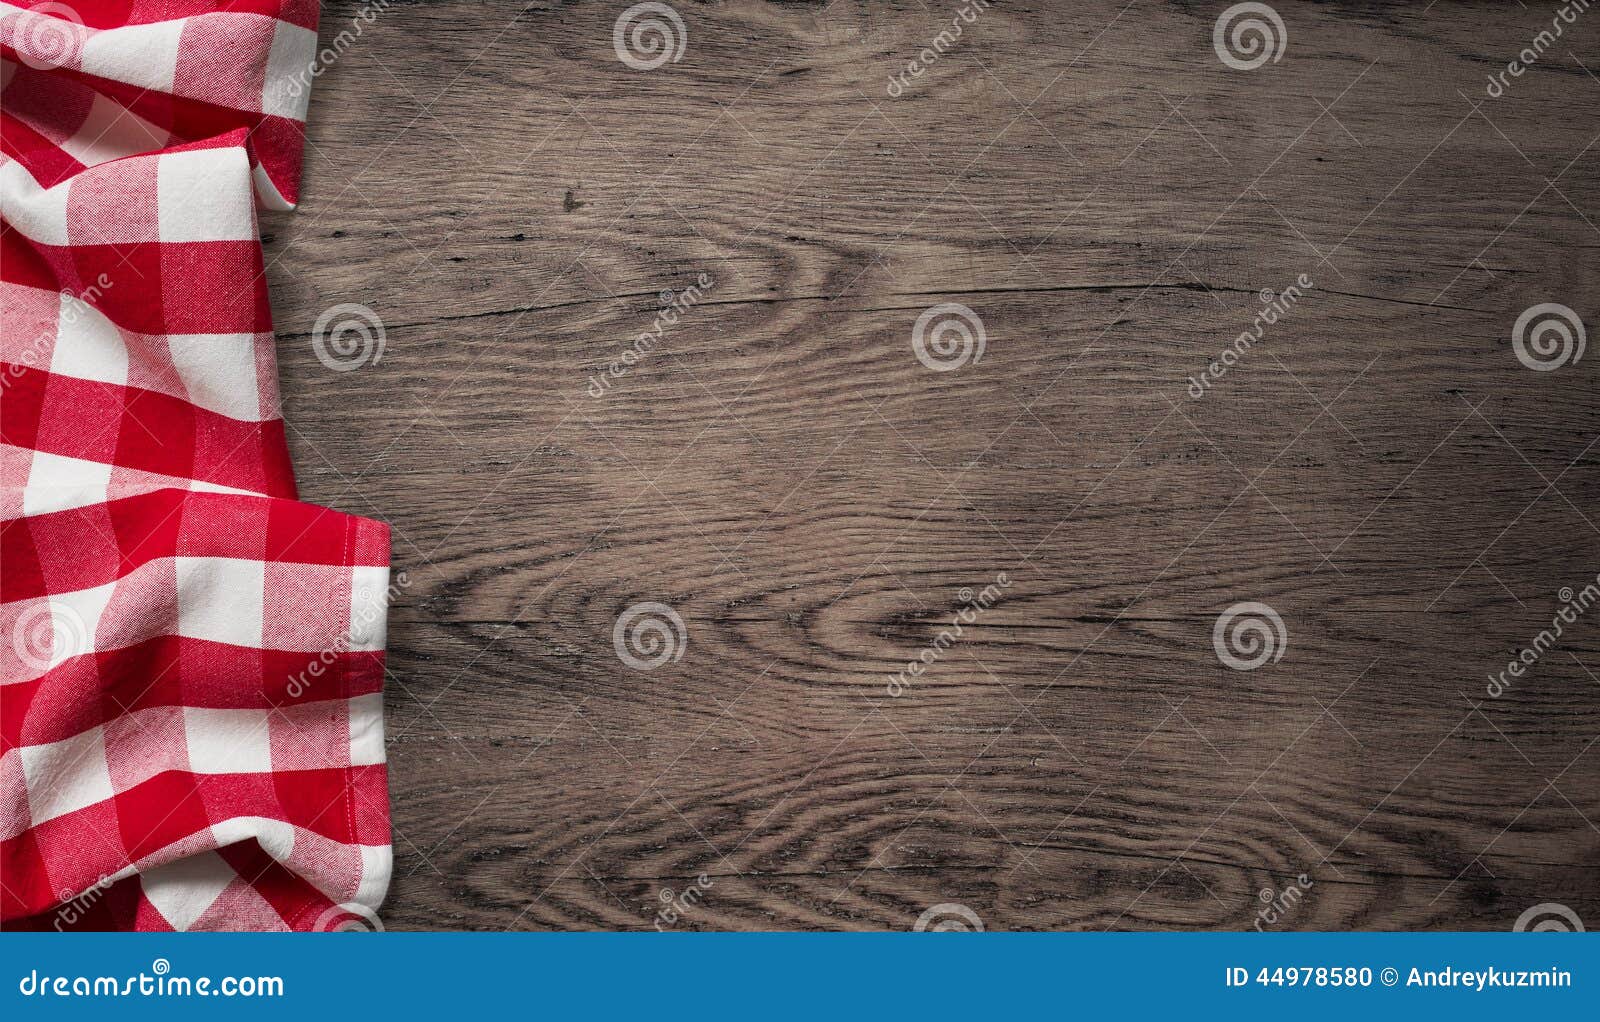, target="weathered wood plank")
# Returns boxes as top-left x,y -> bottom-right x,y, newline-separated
264,0 -> 1600,929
